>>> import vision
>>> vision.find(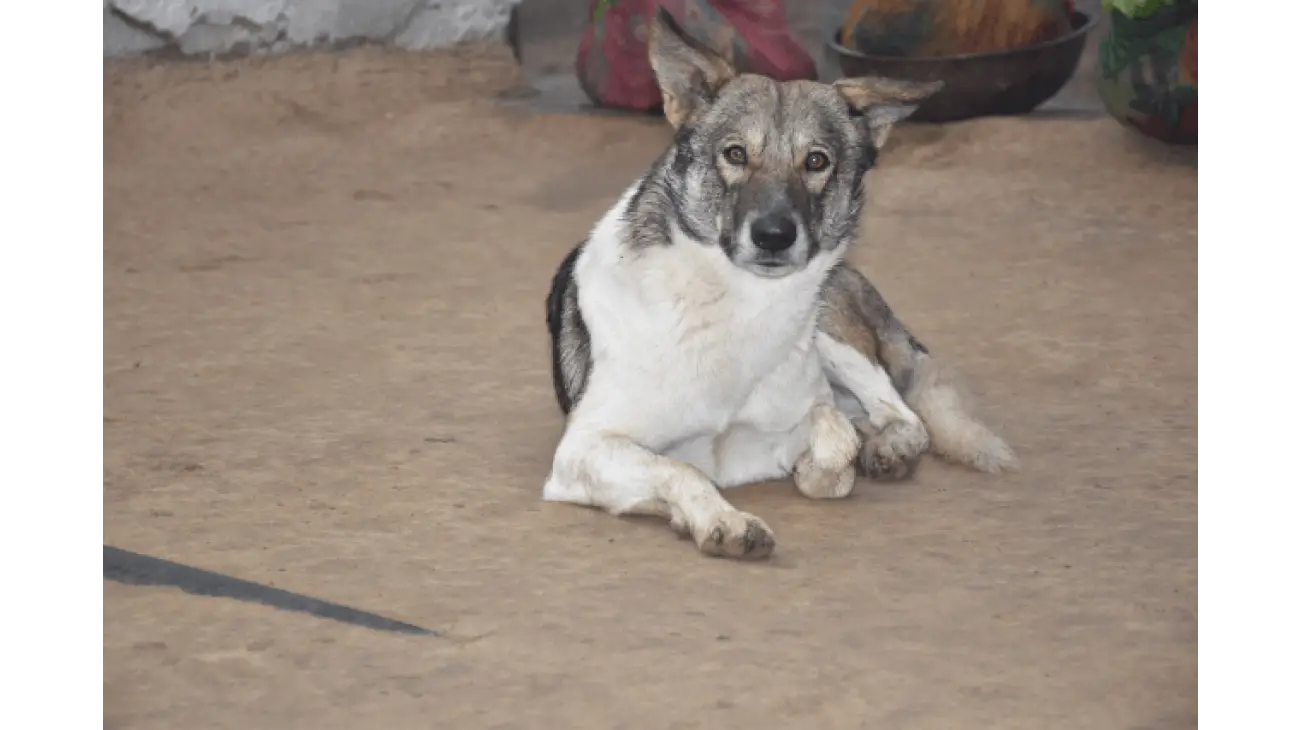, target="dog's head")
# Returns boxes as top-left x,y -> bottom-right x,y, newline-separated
646,9 -> 941,279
